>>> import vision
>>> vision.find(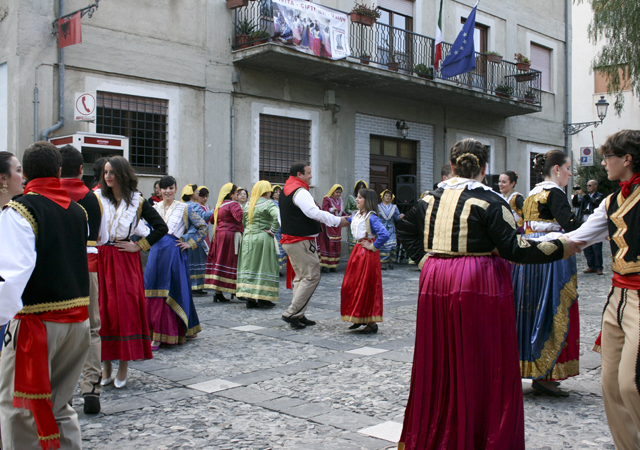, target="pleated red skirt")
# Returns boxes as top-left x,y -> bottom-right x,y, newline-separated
98,246 -> 152,362
399,255 -> 524,450
340,243 -> 383,323
204,230 -> 239,294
